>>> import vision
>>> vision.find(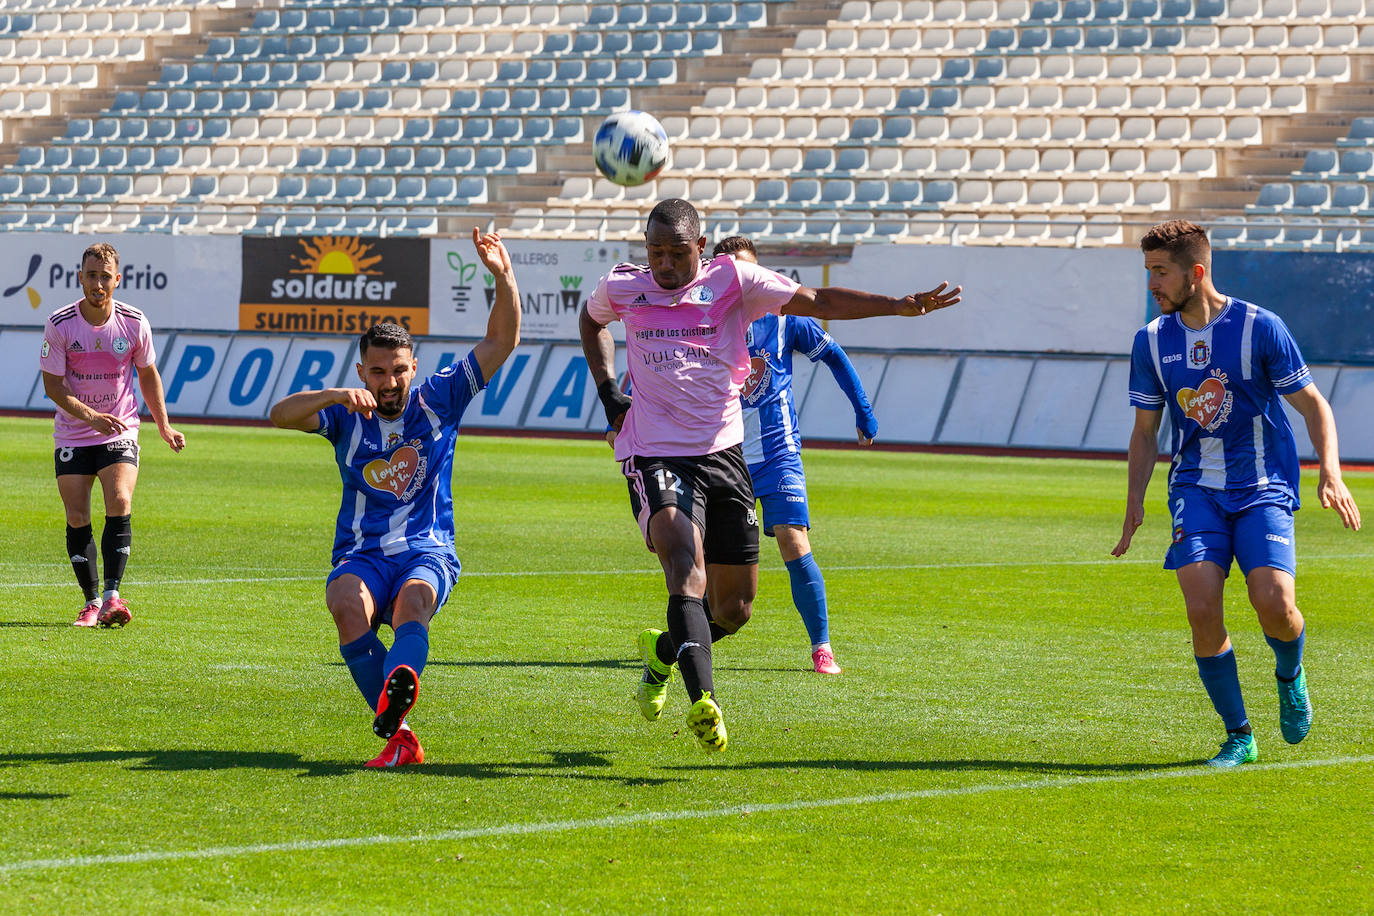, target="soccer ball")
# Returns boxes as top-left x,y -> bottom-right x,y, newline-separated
593,111 -> 669,187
